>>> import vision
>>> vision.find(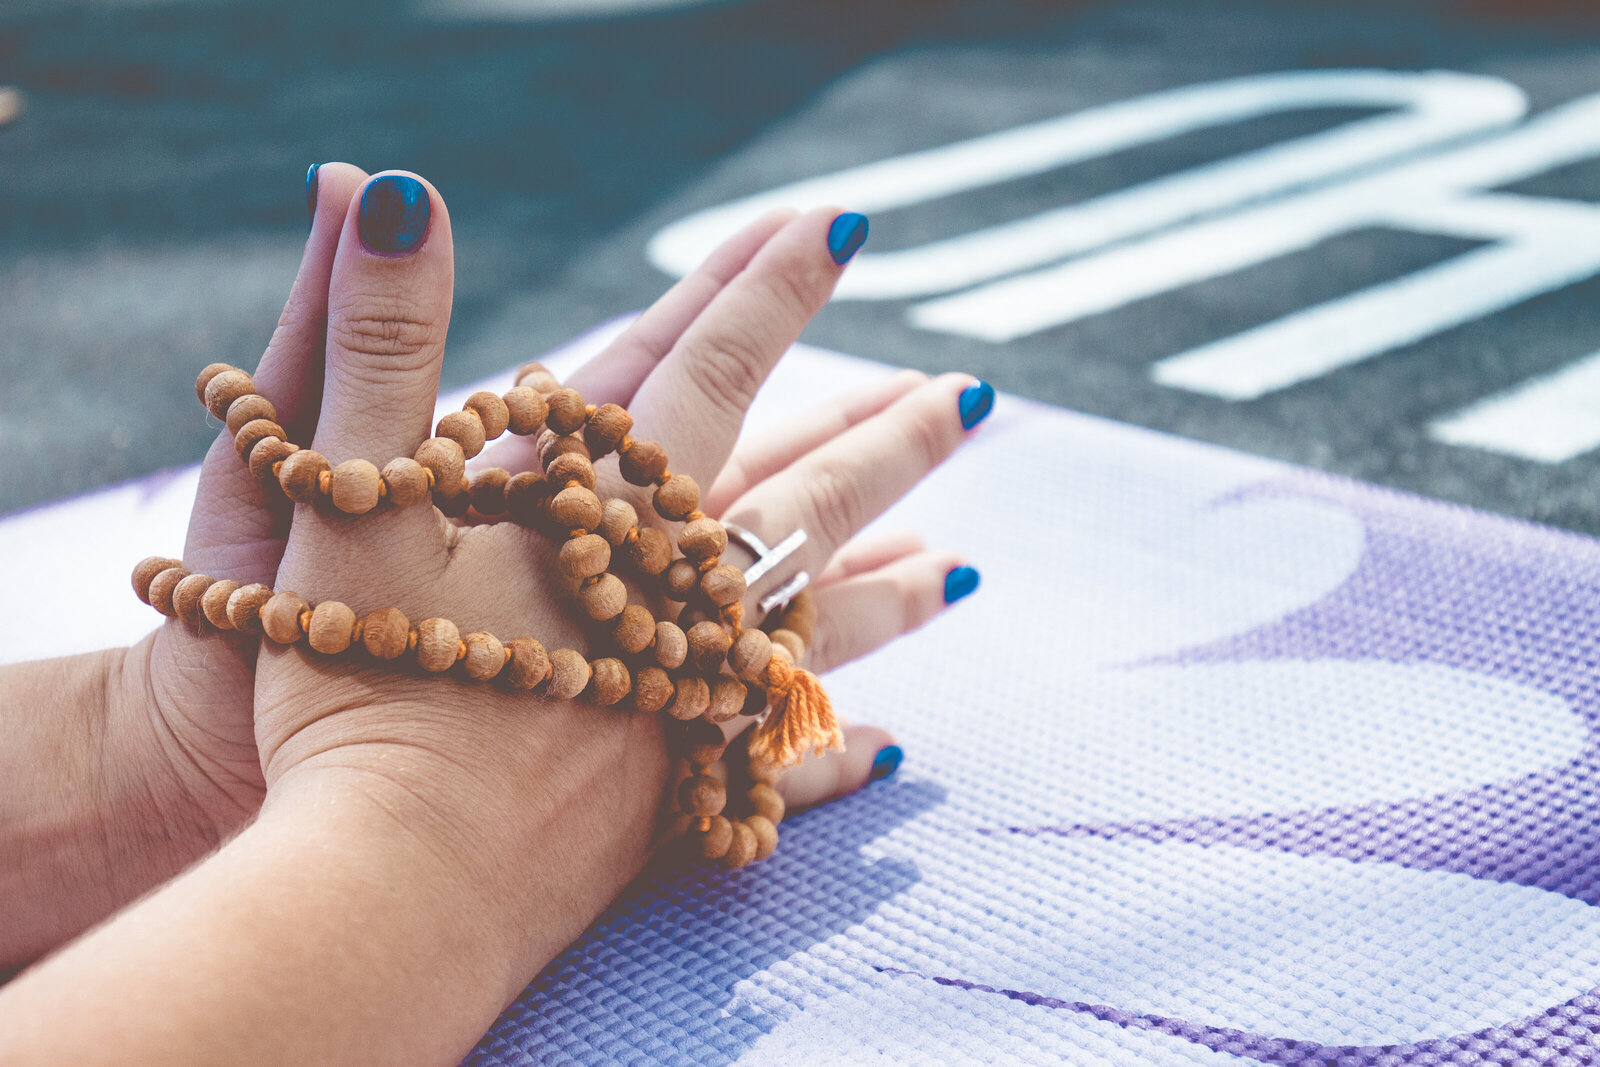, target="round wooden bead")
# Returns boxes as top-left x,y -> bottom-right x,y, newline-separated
632,666 -> 674,713
769,628 -> 805,663
172,573 -> 215,627
559,533 -> 611,580
195,363 -> 235,406
654,621 -> 688,670
741,684 -> 769,717
464,391 -> 510,440
462,631 -> 507,681
307,601 -> 357,655
748,783 -> 785,825
225,583 -> 274,635
203,368 -> 255,419
597,499 -> 638,546
609,604 -> 653,655
381,457 -> 431,508
413,617 -> 460,672
678,774 -> 726,817
552,485 -> 602,531
618,439 -> 667,486
545,451 -> 596,492
587,657 -> 632,706
723,821 -> 758,869
687,621 -> 733,673
539,430 -> 590,467
667,675 -> 710,721
436,409 -> 486,460
677,605 -> 715,630
147,567 -> 190,617
504,637 -> 551,689
201,579 -> 241,630
745,815 -> 779,861
234,418 -> 286,461
544,388 -> 588,435
678,517 -> 728,562
582,403 -> 633,456
653,474 -> 700,521
435,485 -> 473,519
708,676 -> 747,724
663,559 -> 701,601
361,607 -> 411,660
729,629 -> 774,684
514,361 -> 558,392
502,386 -> 549,436
700,564 -> 747,608
414,437 -> 466,496
225,393 -> 277,436
278,449 -> 330,504
469,468 -> 510,516
330,458 -> 382,515
578,573 -> 627,621
628,528 -> 673,576
684,718 -> 728,765
505,471 -> 550,527
132,556 -> 183,604
543,648 -> 592,701
248,436 -> 298,483
691,815 -> 734,861
261,591 -> 309,645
